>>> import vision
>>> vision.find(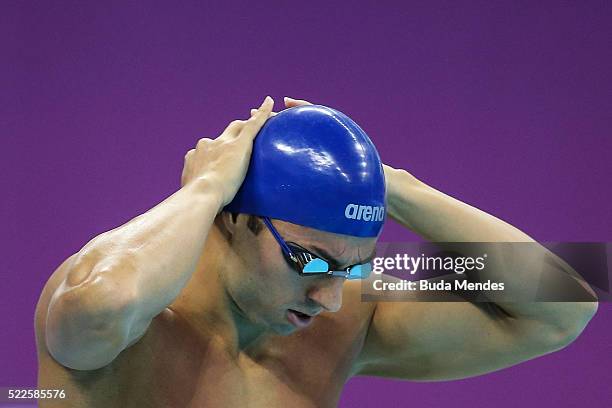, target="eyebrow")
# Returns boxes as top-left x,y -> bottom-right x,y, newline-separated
309,245 -> 377,269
